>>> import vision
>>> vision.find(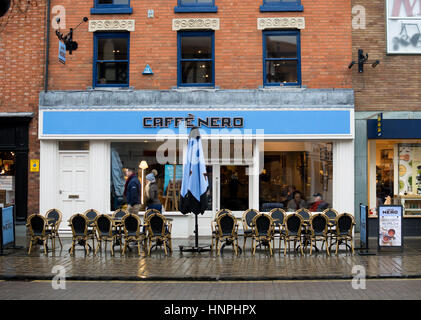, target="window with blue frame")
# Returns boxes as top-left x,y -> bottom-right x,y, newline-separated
175,0 -> 217,13
260,0 -> 303,12
91,0 -> 132,14
93,32 -> 129,87
263,30 -> 301,86
178,31 -> 214,87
